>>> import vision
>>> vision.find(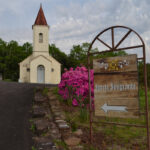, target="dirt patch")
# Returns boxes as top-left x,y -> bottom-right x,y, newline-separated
58,98 -> 146,150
